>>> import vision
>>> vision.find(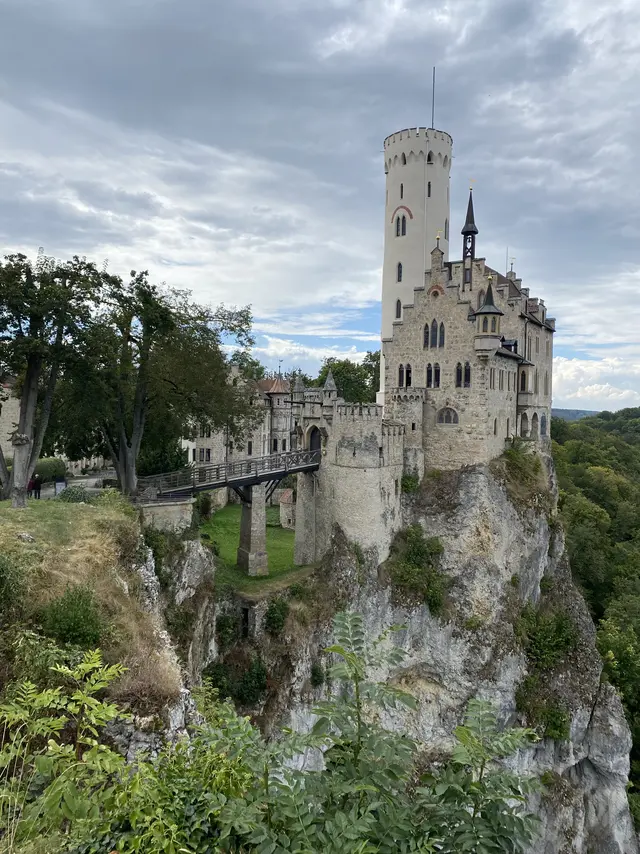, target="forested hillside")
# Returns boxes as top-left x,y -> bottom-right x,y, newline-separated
552,408 -> 640,814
